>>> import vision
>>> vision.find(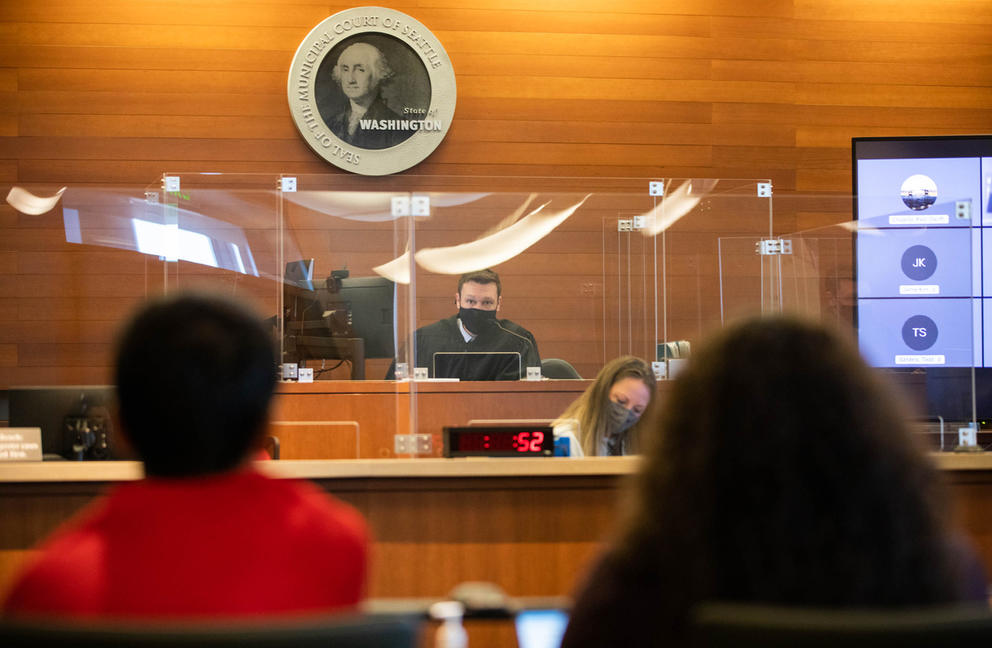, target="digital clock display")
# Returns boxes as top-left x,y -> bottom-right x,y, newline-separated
443,426 -> 555,457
